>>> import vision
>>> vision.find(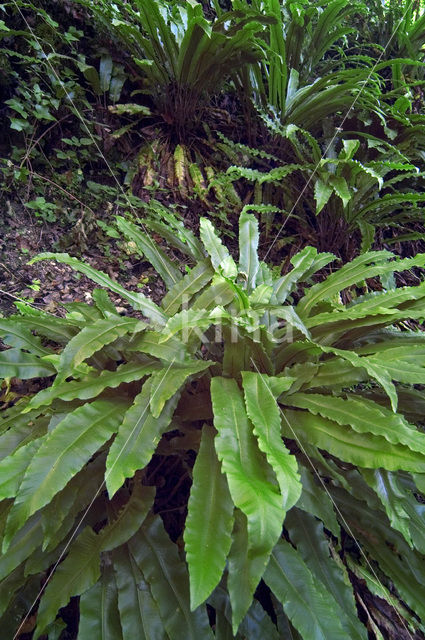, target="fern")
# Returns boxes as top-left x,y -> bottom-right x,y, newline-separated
2,213 -> 425,638
221,116 -> 425,253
